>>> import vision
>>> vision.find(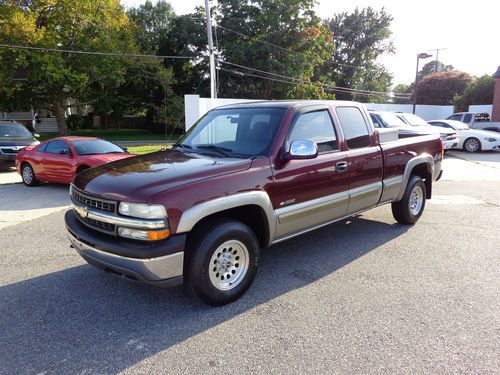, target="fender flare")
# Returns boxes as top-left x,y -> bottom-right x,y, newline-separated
176,191 -> 276,244
396,154 -> 434,201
